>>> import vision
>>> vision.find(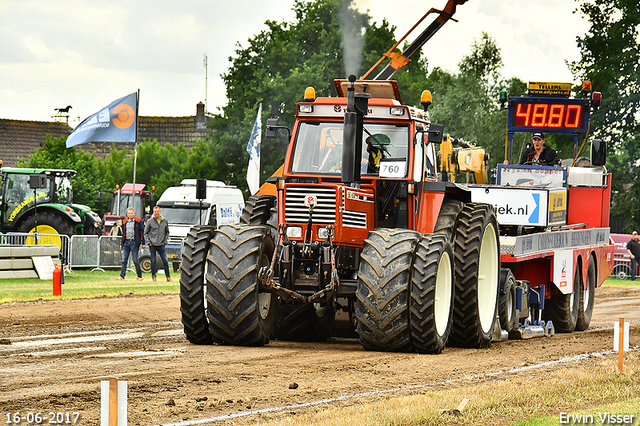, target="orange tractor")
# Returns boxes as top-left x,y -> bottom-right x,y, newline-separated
179,0 -> 613,352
